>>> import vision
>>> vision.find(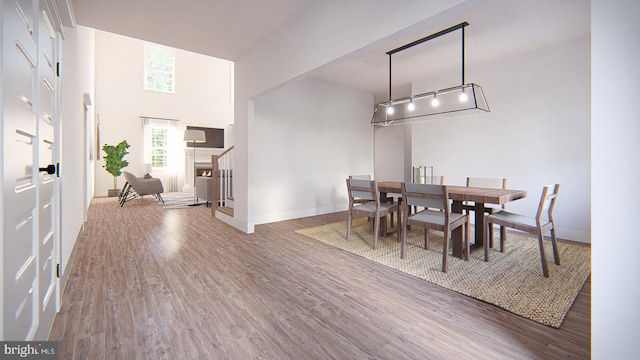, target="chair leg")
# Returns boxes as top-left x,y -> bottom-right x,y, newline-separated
396,209 -> 401,243
373,215 -> 380,250
118,182 -> 129,200
401,220 -> 408,259
488,223 -> 494,249
464,221 -> 470,261
346,212 -> 353,241
484,218 -> 490,262
157,193 -> 164,204
424,229 -> 429,249
464,223 -> 468,248
550,224 -> 561,265
120,185 -> 132,207
442,226 -> 450,273
500,225 -> 507,252
537,228 -> 550,278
